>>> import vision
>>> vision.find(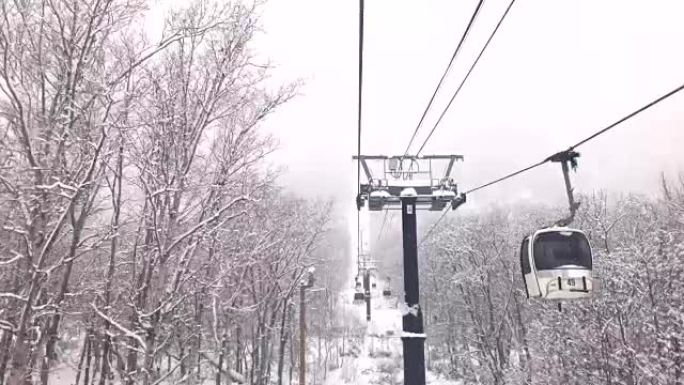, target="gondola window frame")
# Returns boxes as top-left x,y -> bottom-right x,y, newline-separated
532,230 -> 593,271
